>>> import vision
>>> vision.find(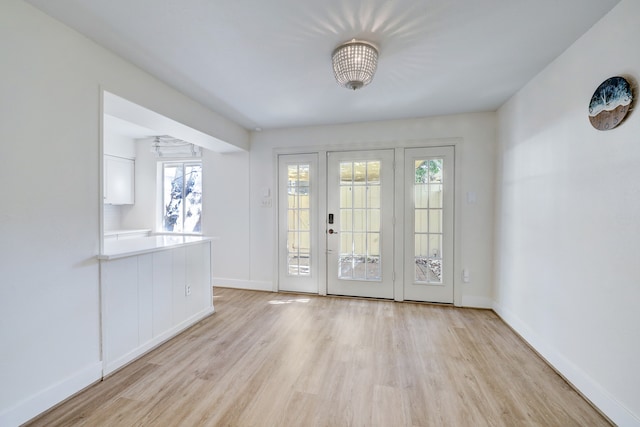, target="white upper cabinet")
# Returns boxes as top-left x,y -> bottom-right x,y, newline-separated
104,155 -> 134,205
